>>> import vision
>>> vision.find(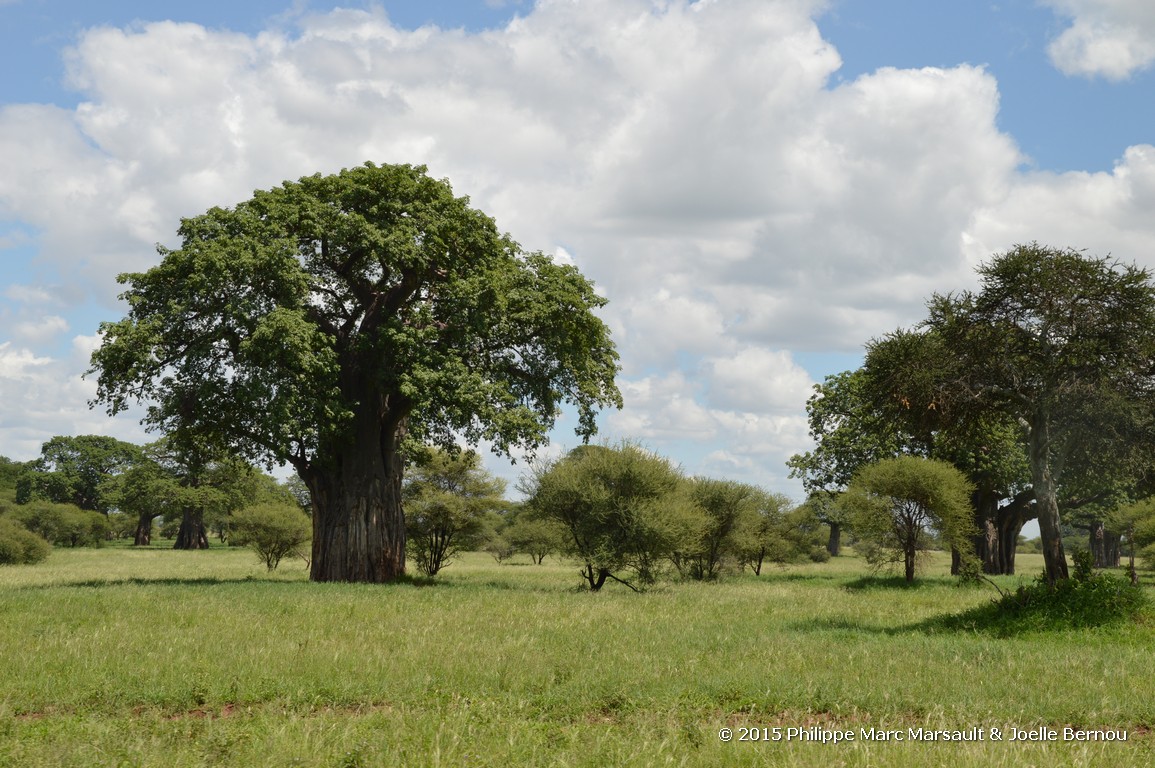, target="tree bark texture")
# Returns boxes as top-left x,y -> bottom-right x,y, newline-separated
1029,413 -> 1068,585
134,513 -> 154,546
306,405 -> 407,583
826,522 -> 841,557
1089,521 -> 1121,568
173,506 -> 209,549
